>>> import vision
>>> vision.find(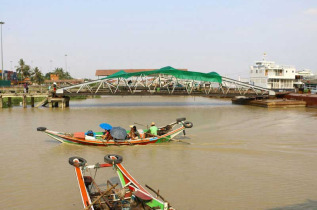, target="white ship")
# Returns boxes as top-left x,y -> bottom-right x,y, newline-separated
250,55 -> 298,90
